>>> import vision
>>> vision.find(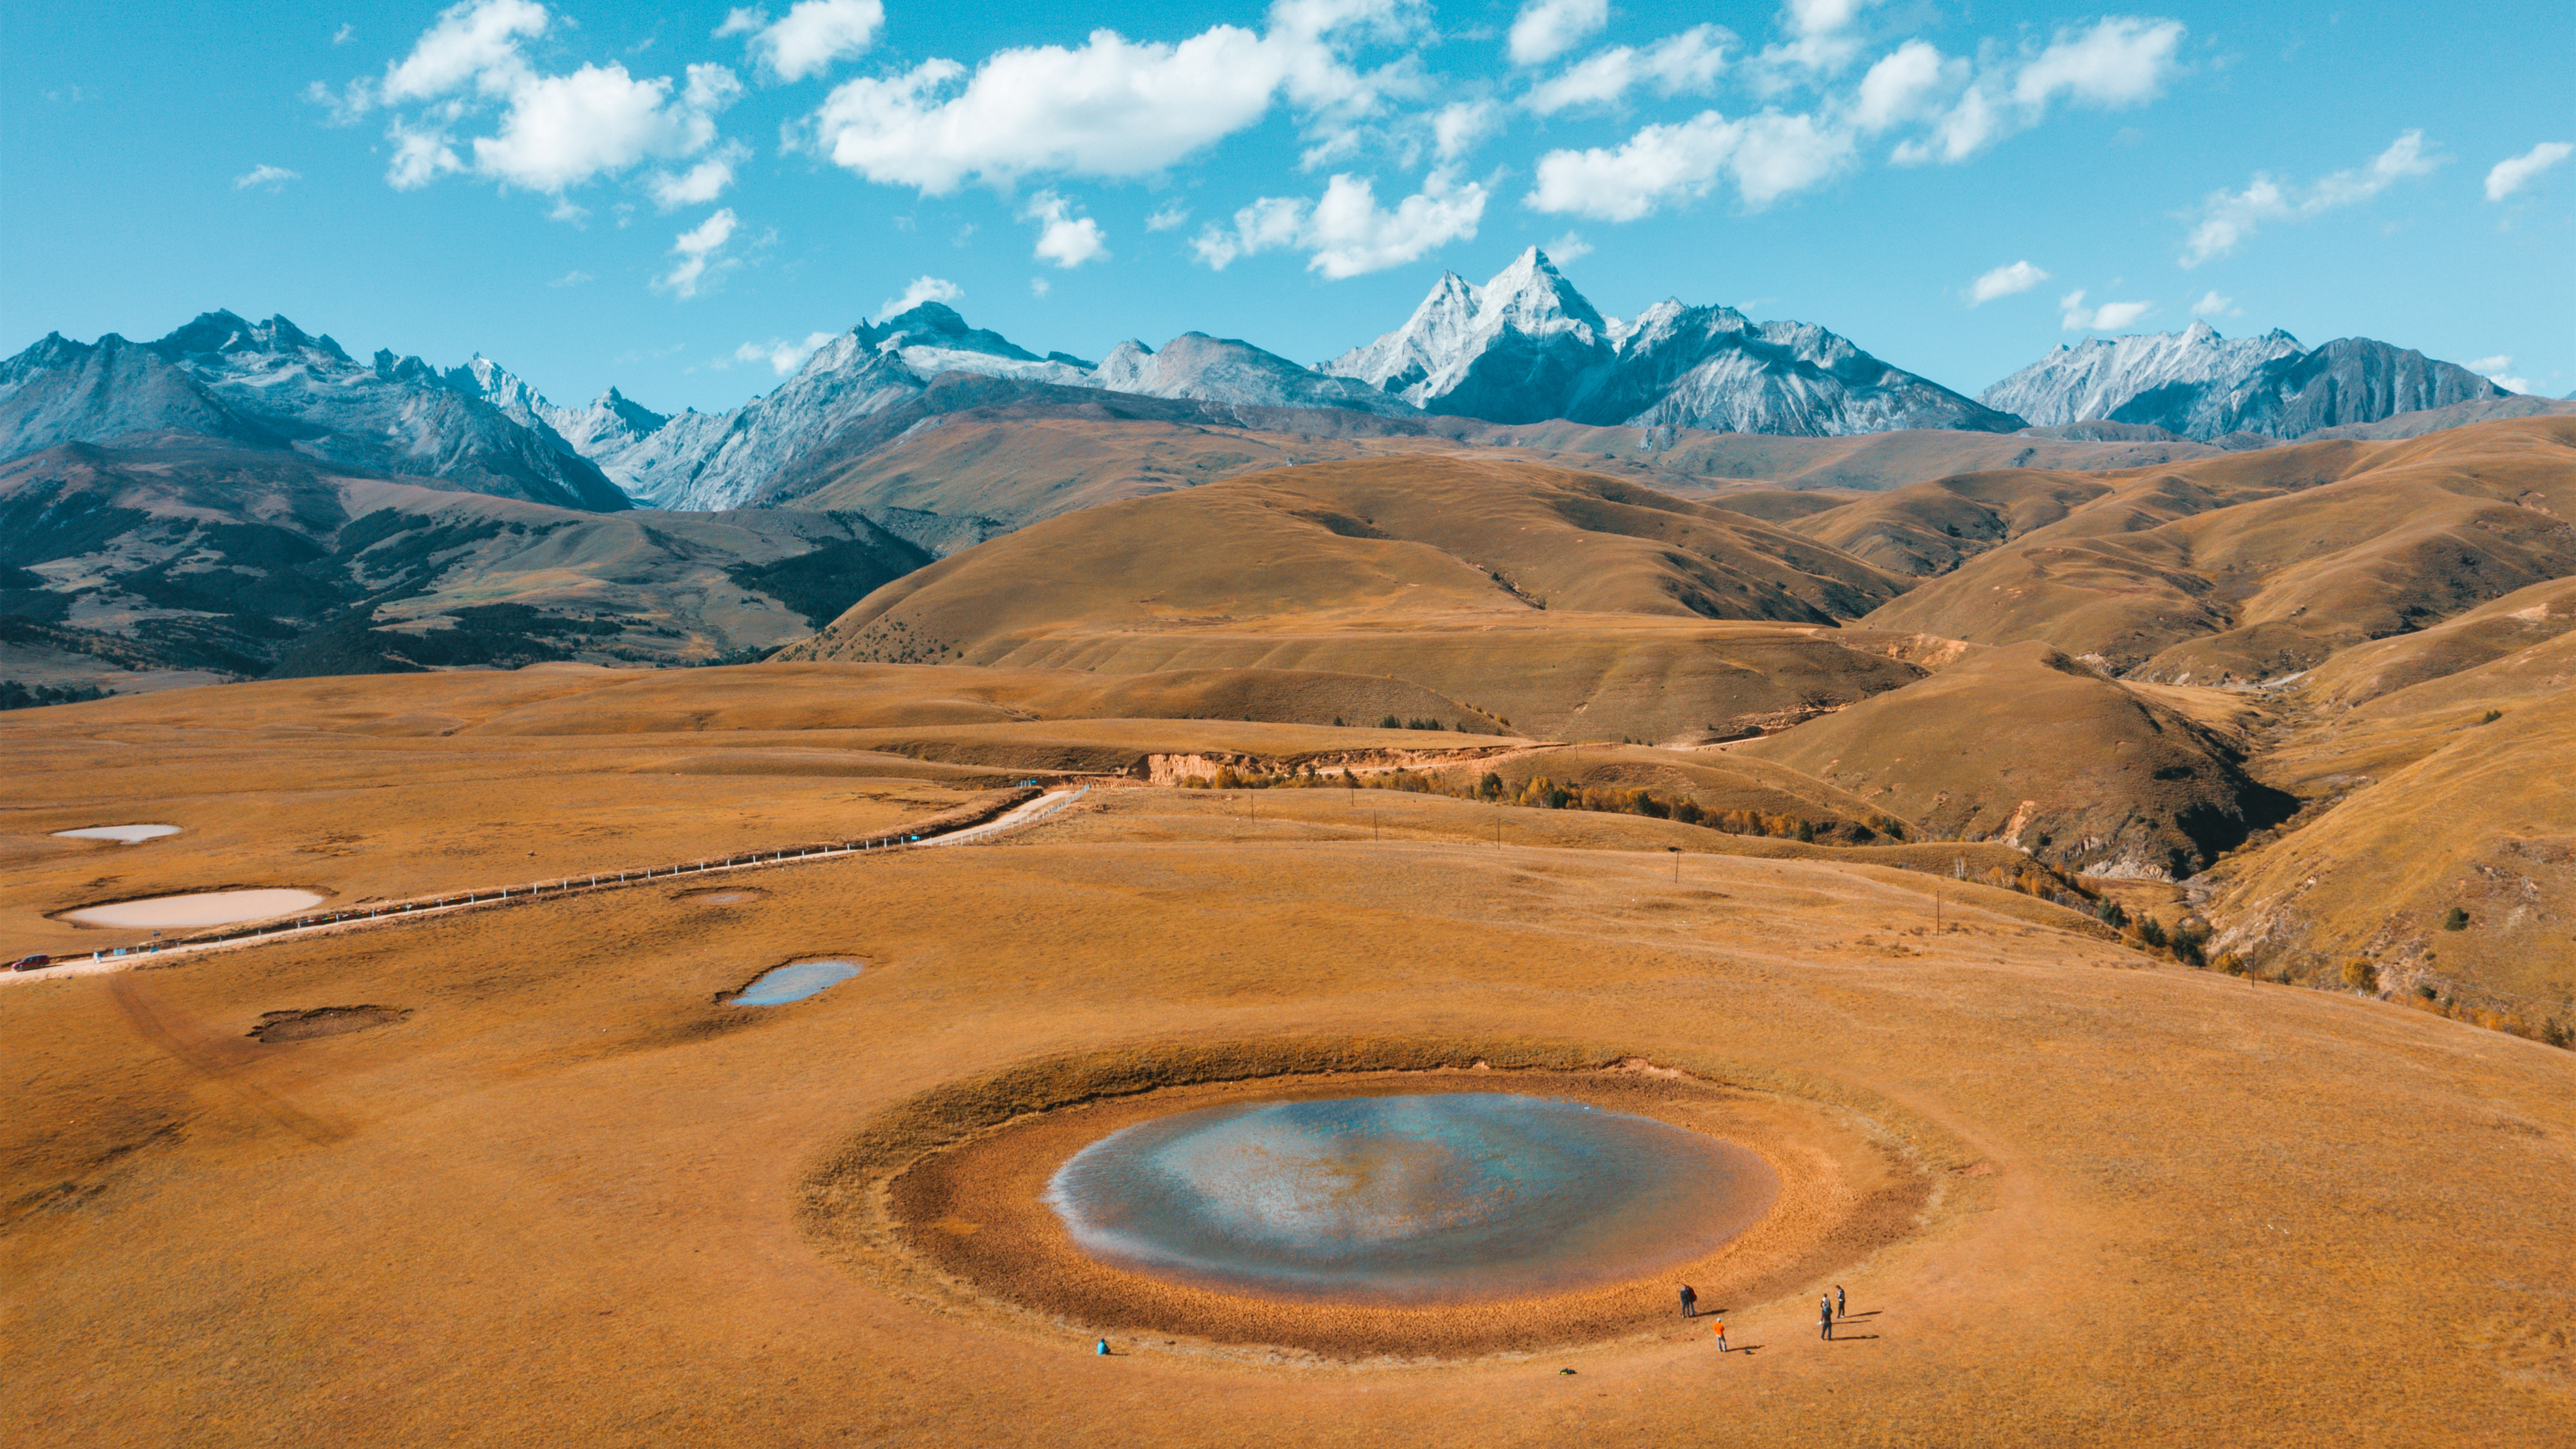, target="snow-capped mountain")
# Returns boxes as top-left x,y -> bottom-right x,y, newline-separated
1322,248 -> 2022,435
1595,300 -> 2021,434
1094,333 -> 1413,414
0,312 -> 629,511
1980,325 -> 2506,440
1977,323 -> 2302,428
